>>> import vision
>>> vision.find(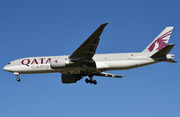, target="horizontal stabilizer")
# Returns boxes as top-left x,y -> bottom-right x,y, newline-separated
164,59 -> 177,63
93,72 -> 128,78
151,44 -> 175,58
